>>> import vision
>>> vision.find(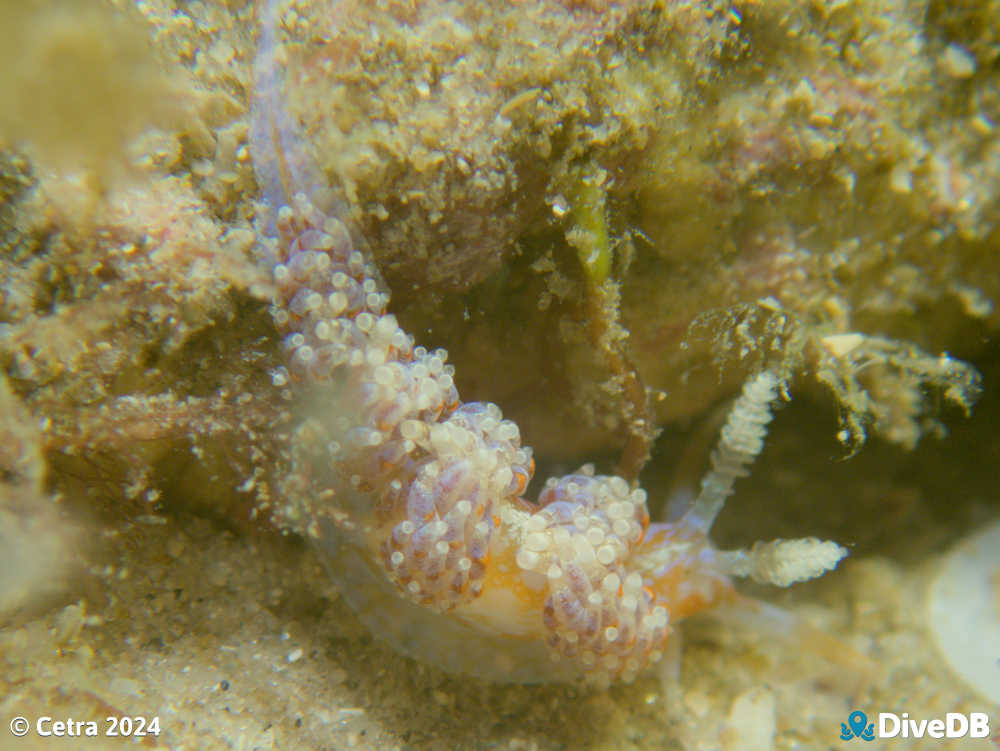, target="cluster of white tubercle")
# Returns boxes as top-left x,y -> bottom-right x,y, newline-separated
524,472 -> 670,681
265,191 -> 680,682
